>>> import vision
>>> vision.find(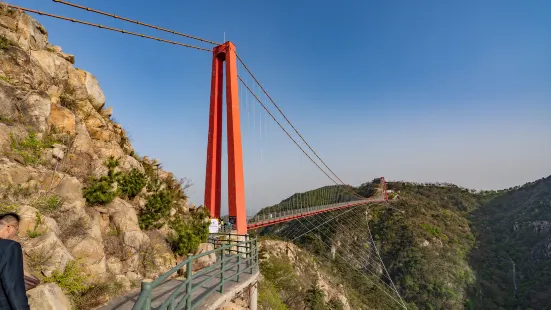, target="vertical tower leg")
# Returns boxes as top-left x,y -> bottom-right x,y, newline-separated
204,51 -> 224,219
225,42 -> 247,234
